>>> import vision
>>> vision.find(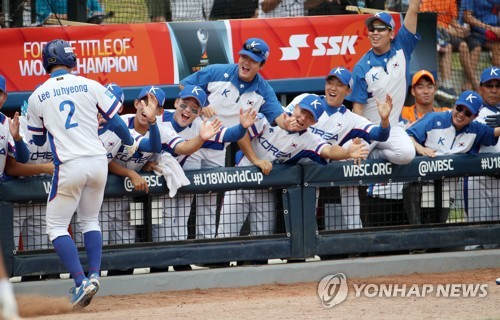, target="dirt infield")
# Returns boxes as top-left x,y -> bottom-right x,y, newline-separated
19,268 -> 500,320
